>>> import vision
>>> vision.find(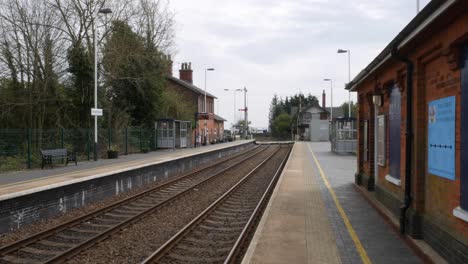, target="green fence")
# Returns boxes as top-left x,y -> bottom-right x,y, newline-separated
0,127 -> 156,172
